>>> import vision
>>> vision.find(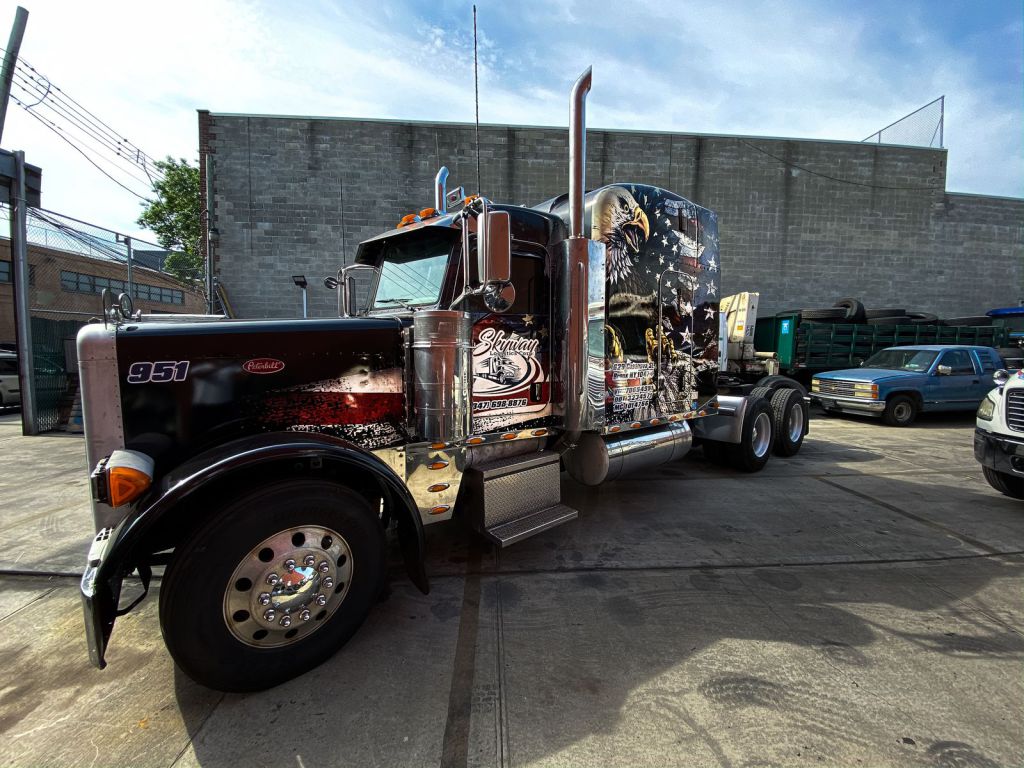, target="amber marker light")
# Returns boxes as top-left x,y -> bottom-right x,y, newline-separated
105,449 -> 154,508
531,429 -> 548,436
467,436 -> 485,445
429,505 -> 450,515
419,207 -> 438,219
397,213 -> 420,228
427,483 -> 450,493
668,415 -> 679,422
428,461 -> 449,470
500,433 -> 516,440
430,442 -> 447,450
630,421 -> 642,429
650,418 -> 661,425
